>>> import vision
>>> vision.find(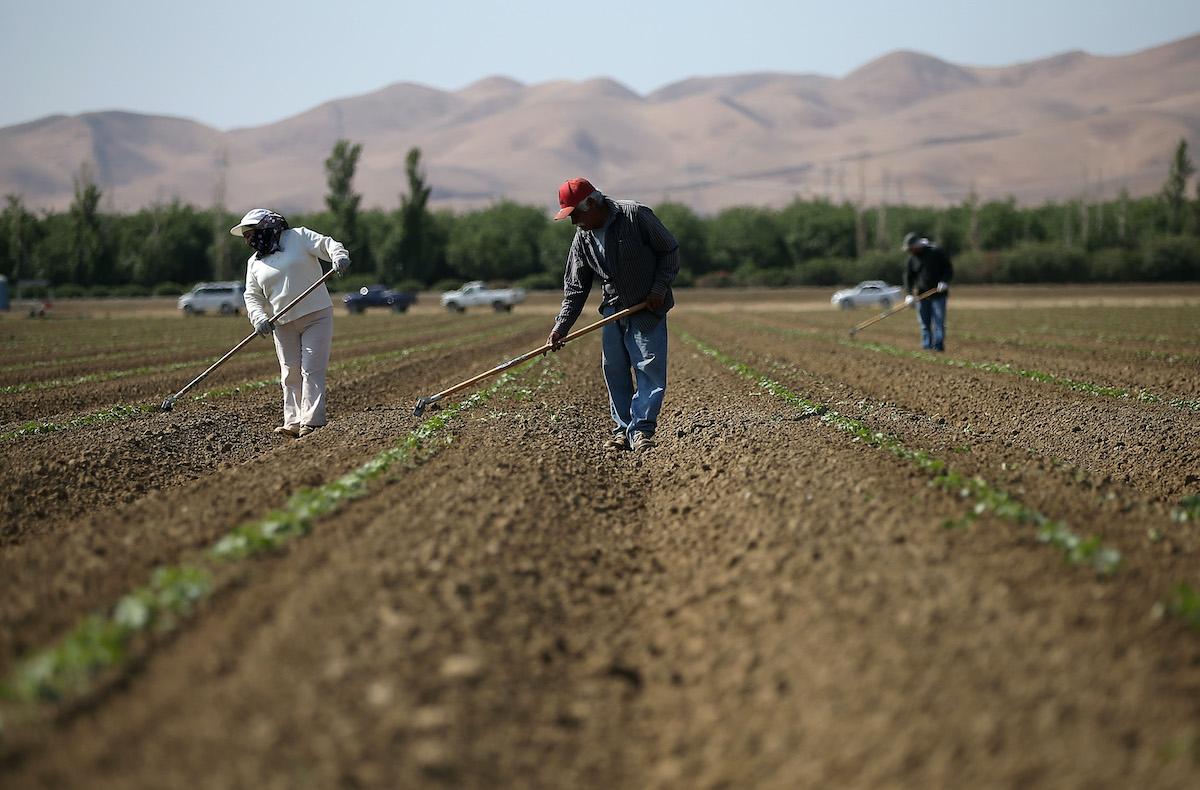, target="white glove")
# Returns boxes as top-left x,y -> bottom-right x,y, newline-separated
333,257 -> 351,276
937,281 -> 948,292
254,318 -> 274,337
904,294 -> 915,305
